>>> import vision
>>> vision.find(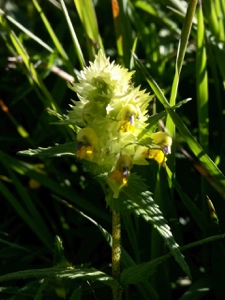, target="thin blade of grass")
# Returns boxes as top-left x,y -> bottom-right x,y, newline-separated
59,0 -> 85,68
32,0 -> 75,78
203,0 -> 219,38
134,0 -> 181,35
0,8 -> 53,53
220,0 -> 225,31
196,3 -> 209,152
196,2 -> 209,215
215,0 -> 225,40
74,0 -> 104,58
166,0 -> 198,136
2,21 -> 59,111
